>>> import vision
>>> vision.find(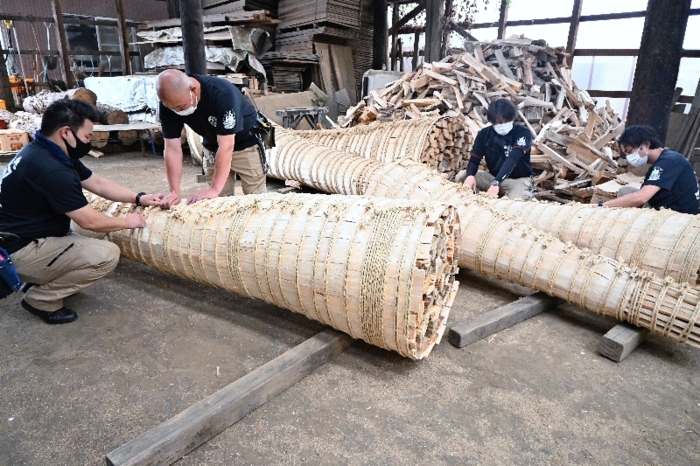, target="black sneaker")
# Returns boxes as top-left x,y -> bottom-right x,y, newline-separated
21,299 -> 78,325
